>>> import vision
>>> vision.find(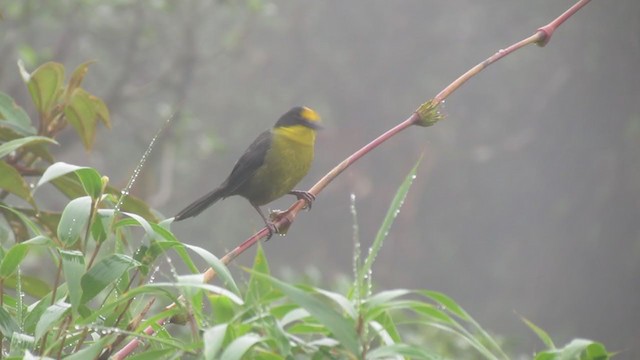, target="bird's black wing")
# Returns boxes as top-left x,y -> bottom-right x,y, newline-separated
220,130 -> 272,195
